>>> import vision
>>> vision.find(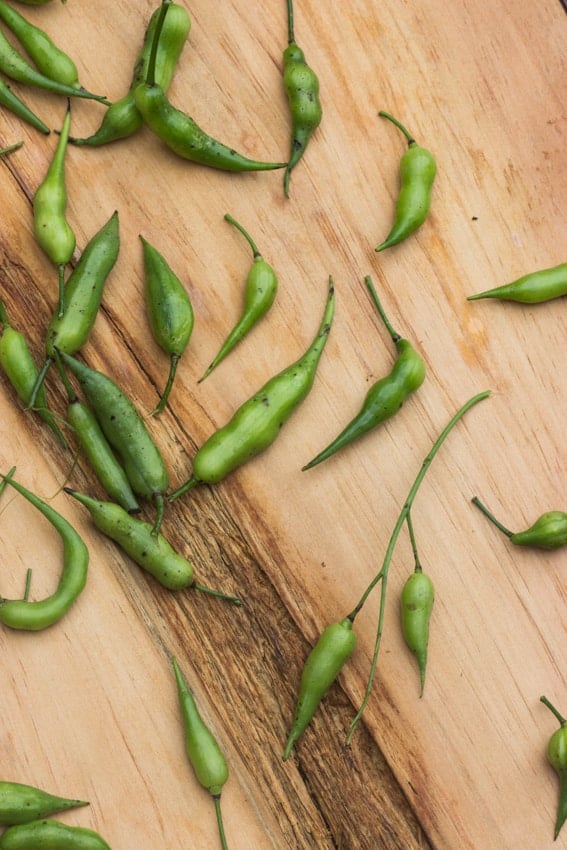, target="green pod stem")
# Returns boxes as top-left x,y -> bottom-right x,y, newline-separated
0,781 -> 88,826
0,140 -> 23,154
472,497 -> 567,550
199,213 -> 278,382
0,79 -> 49,134
283,617 -> 356,760
0,819 -> 111,850
0,472 -> 89,631
303,275 -> 425,470
375,111 -> 436,252
140,235 -> 194,415
169,276 -> 335,500
133,0 -> 286,172
540,696 -> 567,840
467,262 -> 567,304
70,2 -> 190,147
172,658 -> 230,850
33,100 -> 75,317
400,567 -> 434,697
